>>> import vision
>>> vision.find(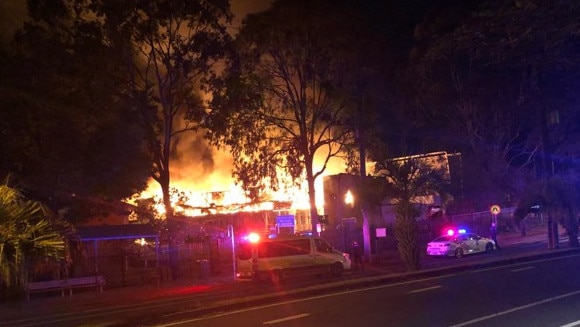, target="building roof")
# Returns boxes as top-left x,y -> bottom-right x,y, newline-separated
77,224 -> 158,241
